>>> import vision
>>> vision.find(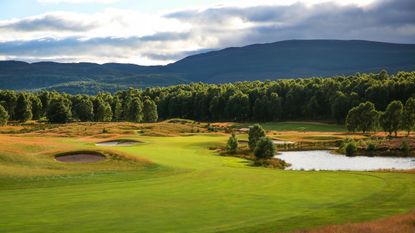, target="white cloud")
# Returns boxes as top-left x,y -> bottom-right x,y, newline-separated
37,0 -> 119,4
0,9 -> 189,41
1,0 -> 414,65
